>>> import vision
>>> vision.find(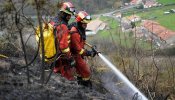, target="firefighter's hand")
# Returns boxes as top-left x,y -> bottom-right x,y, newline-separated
69,57 -> 76,67
86,50 -> 97,57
